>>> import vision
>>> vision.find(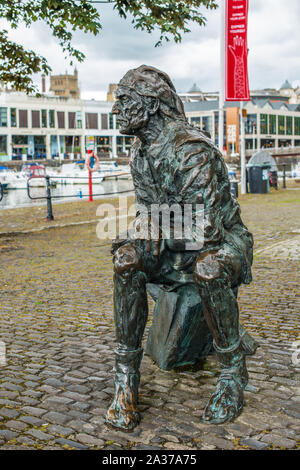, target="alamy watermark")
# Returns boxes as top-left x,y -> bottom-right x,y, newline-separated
95,196 -> 205,251
0,341 -> 6,366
